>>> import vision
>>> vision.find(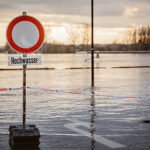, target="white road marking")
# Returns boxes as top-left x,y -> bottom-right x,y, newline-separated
64,119 -> 126,149
41,133 -> 83,136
